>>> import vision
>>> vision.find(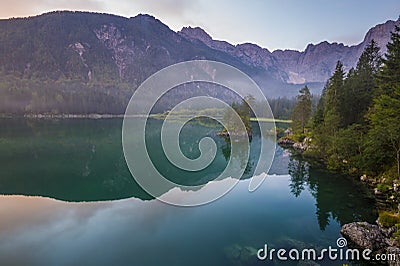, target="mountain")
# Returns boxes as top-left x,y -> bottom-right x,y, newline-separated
0,11 -> 398,115
273,18 -> 400,84
179,19 -> 400,85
